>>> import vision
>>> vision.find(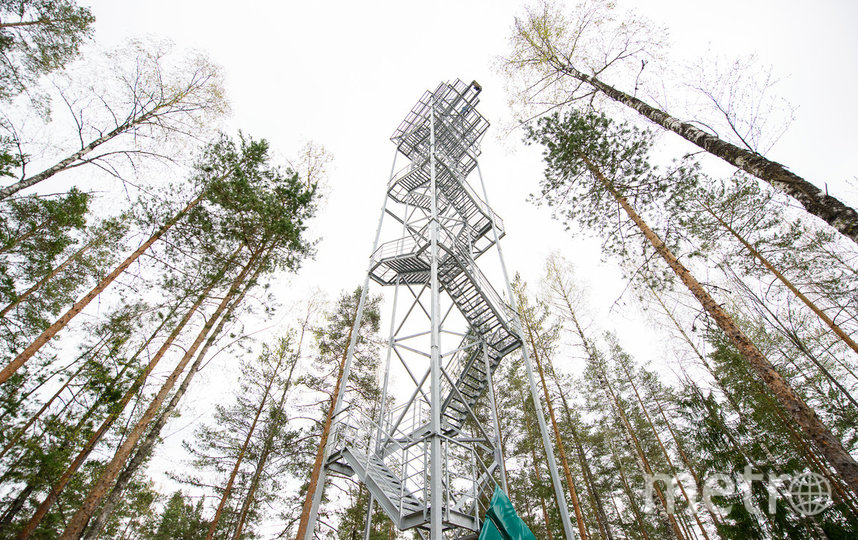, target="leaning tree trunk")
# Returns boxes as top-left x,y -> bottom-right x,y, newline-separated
0,192 -> 204,386
81,263 -> 264,540
57,248 -> 260,540
550,59 -> 858,245
0,297 -> 182,461
15,281 -> 217,538
0,340 -> 103,461
232,310 -> 307,540
0,236 -> 96,318
521,311 -> 589,540
701,201 -> 858,356
0,100 -> 177,200
294,302 -> 359,540
580,152 -> 858,497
